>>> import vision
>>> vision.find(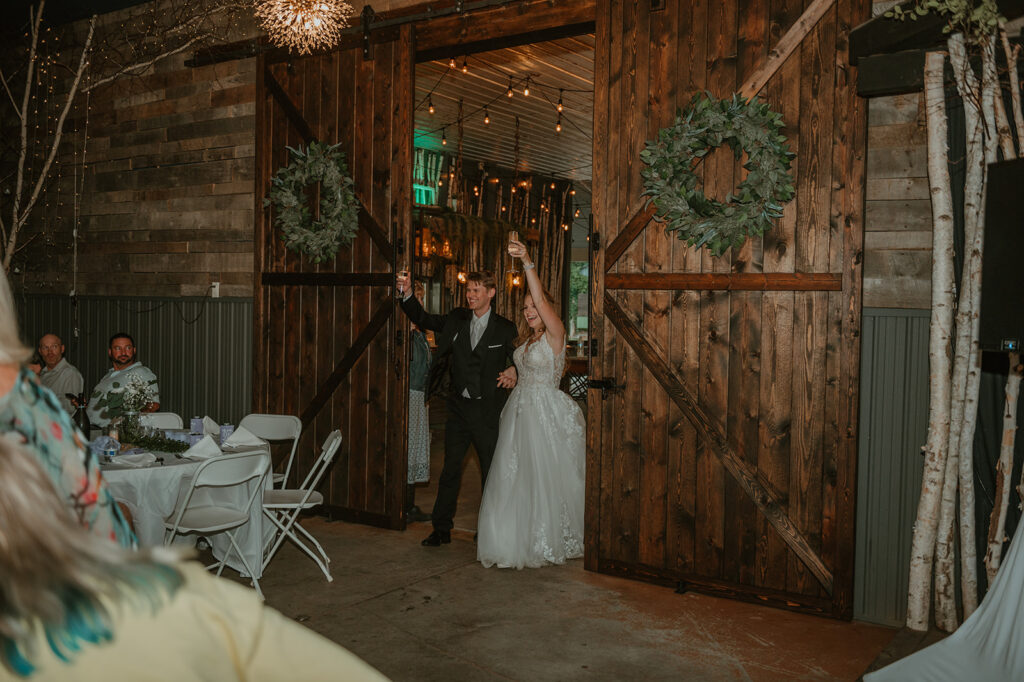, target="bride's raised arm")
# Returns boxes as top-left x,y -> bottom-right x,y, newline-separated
508,238 -> 565,348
